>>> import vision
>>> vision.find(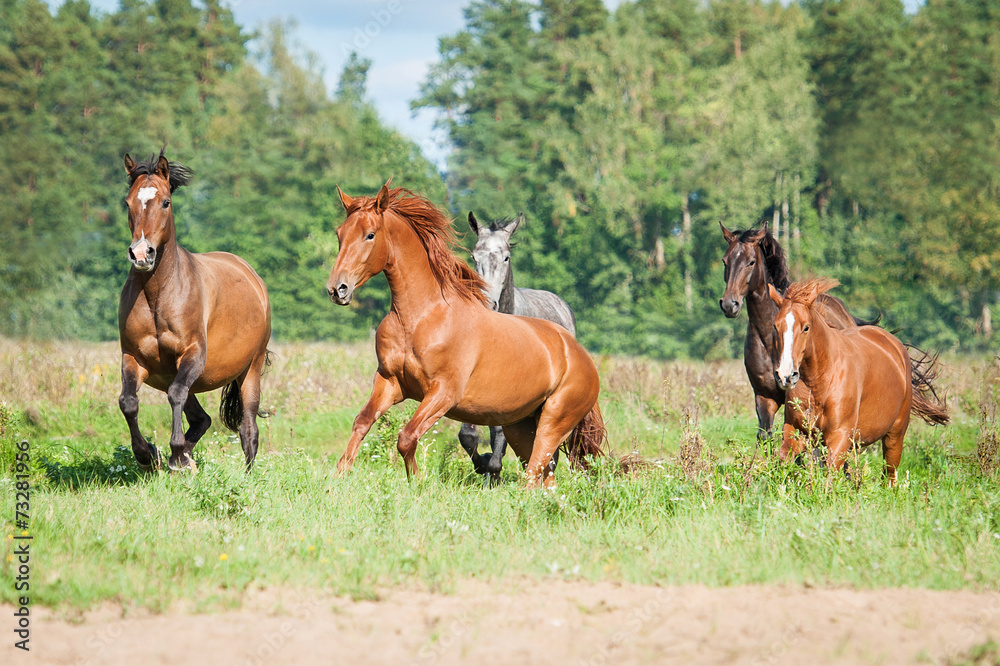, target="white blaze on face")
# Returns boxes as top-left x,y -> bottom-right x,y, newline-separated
137,186 -> 157,211
777,311 -> 796,380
